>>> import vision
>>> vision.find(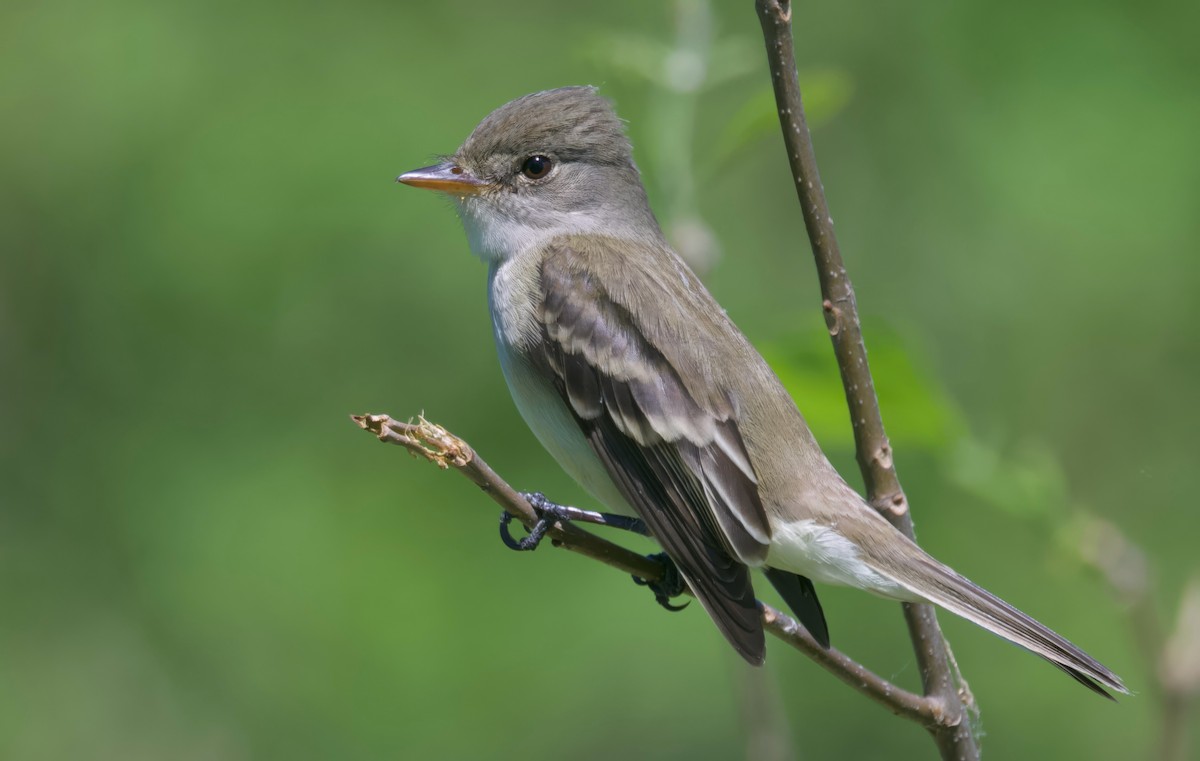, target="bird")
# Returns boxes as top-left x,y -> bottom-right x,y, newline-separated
395,85 -> 1126,697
